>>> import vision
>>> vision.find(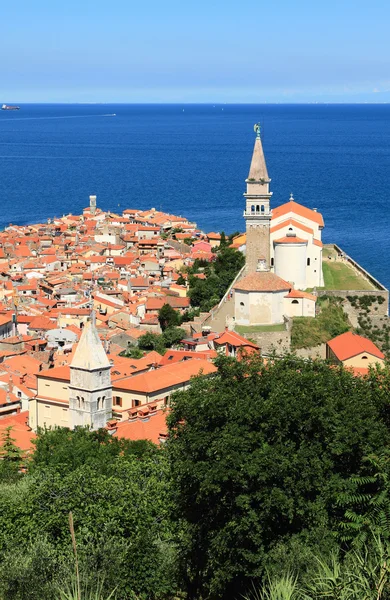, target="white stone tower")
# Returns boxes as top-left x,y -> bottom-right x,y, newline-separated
89,195 -> 97,216
244,124 -> 273,273
69,314 -> 112,429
